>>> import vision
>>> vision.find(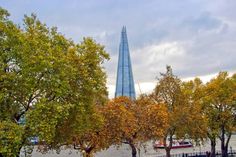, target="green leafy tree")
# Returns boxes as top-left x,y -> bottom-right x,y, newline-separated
203,72 -> 236,157
0,7 -> 109,156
